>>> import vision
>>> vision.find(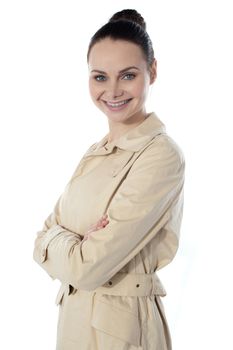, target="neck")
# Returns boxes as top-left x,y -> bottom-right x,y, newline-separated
106,111 -> 149,143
